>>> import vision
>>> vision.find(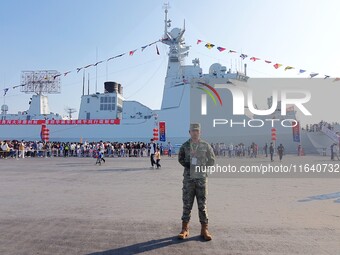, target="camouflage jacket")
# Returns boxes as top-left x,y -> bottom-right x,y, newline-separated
178,139 -> 215,179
